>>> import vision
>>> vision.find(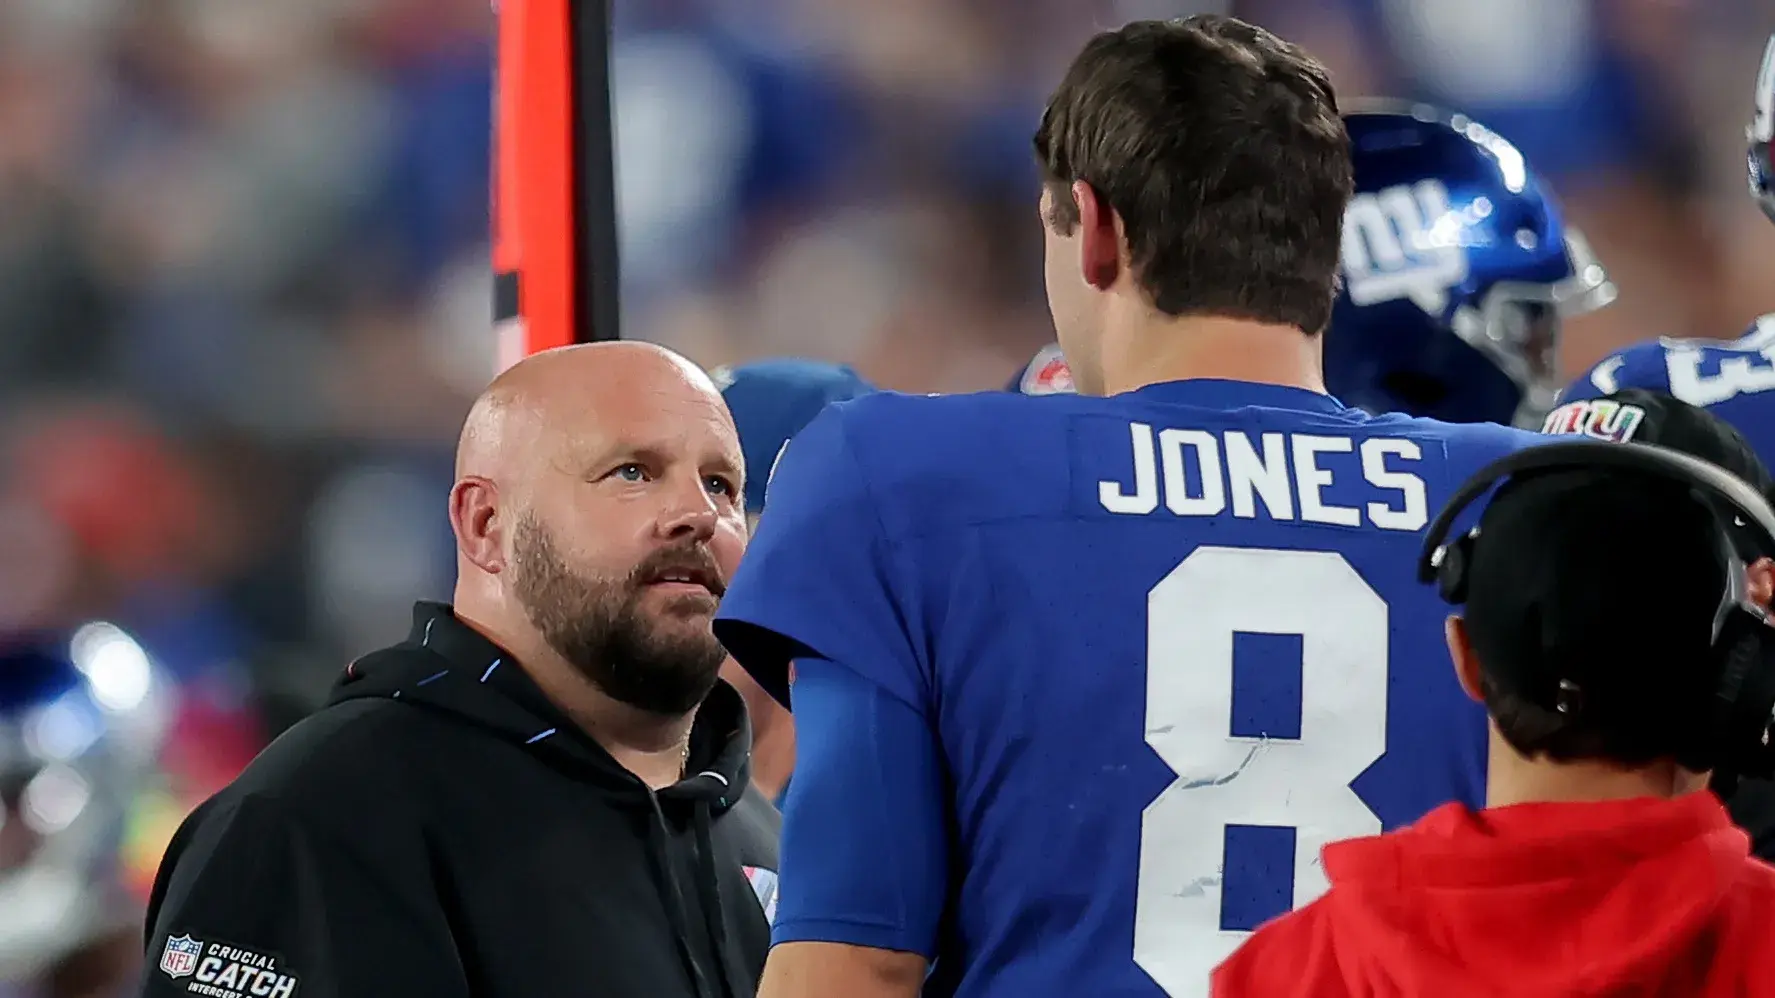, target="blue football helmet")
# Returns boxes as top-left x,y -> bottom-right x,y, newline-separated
712,359 -> 877,516
0,623 -> 170,981
1750,35 -> 1775,225
1325,102 -> 1615,427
